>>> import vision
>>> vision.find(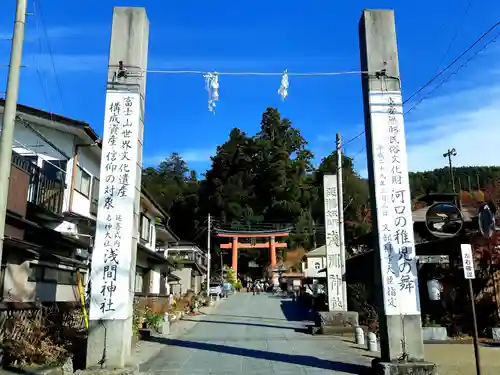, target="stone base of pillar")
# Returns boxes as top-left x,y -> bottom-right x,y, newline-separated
79,365 -> 140,375
311,310 -> 359,335
371,358 -> 437,375
86,319 -> 133,368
